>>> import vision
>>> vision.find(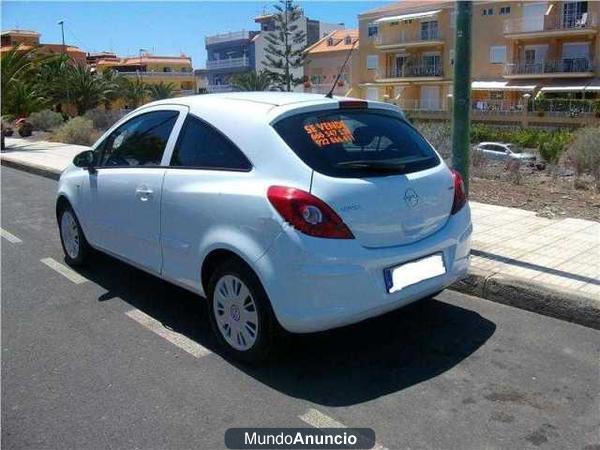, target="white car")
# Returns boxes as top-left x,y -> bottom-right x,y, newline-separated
473,142 -> 537,162
56,92 -> 471,362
